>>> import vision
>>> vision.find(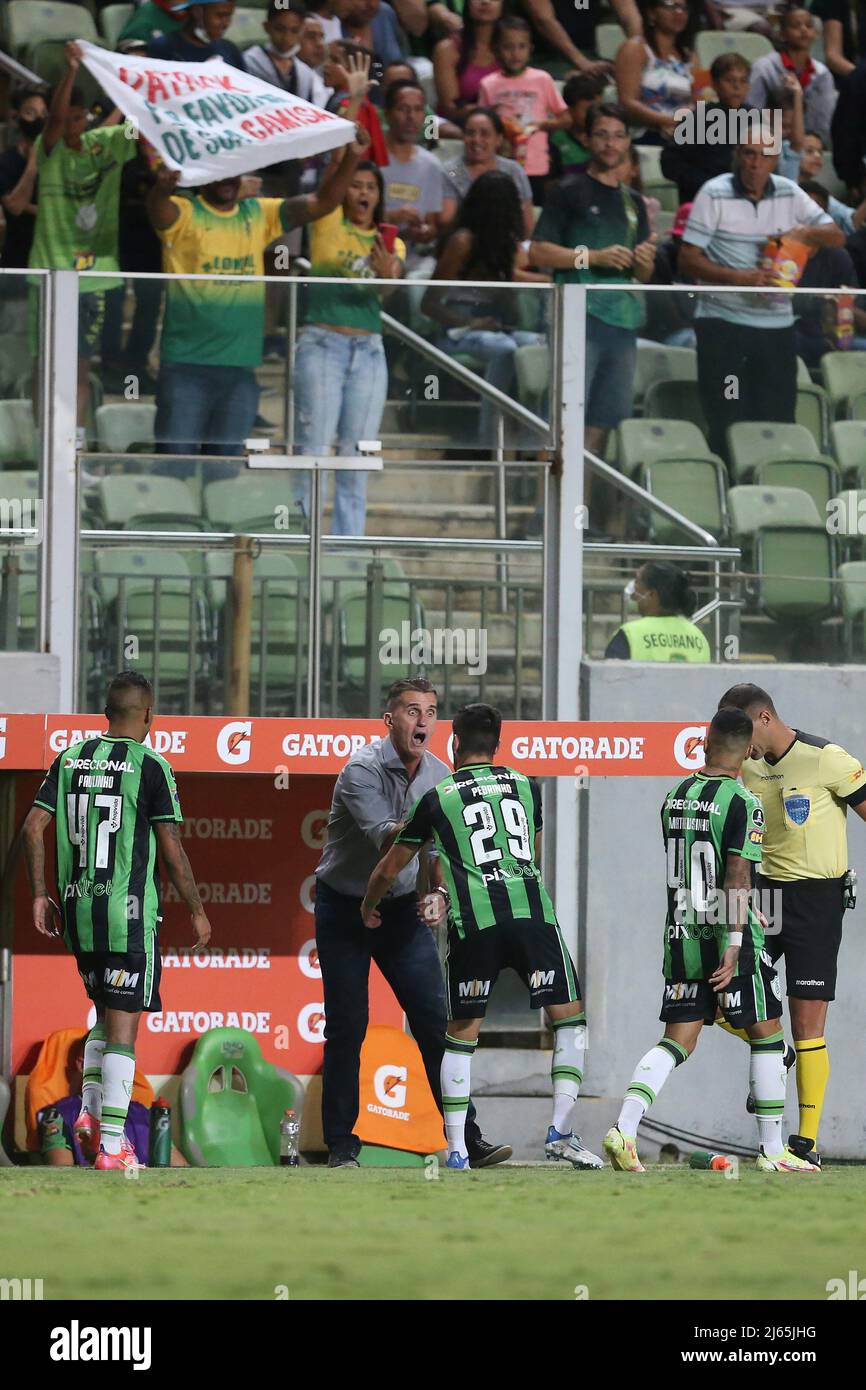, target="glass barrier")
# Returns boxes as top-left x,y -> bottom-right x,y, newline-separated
580,284 -> 866,666
77,271 -> 556,466
0,269 -> 45,653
